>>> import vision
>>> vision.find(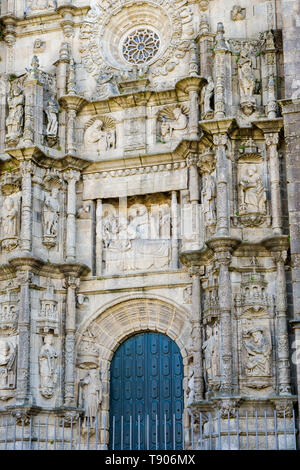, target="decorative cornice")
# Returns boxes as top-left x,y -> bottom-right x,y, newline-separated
200,118 -> 237,136
253,118 -> 283,134
59,263 -> 90,279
